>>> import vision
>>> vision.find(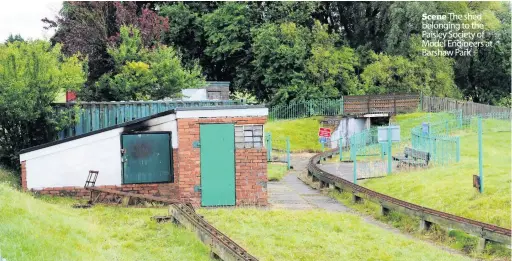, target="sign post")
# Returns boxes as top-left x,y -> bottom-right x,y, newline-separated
318,128 -> 331,153
377,126 -> 400,175
478,116 -> 483,193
